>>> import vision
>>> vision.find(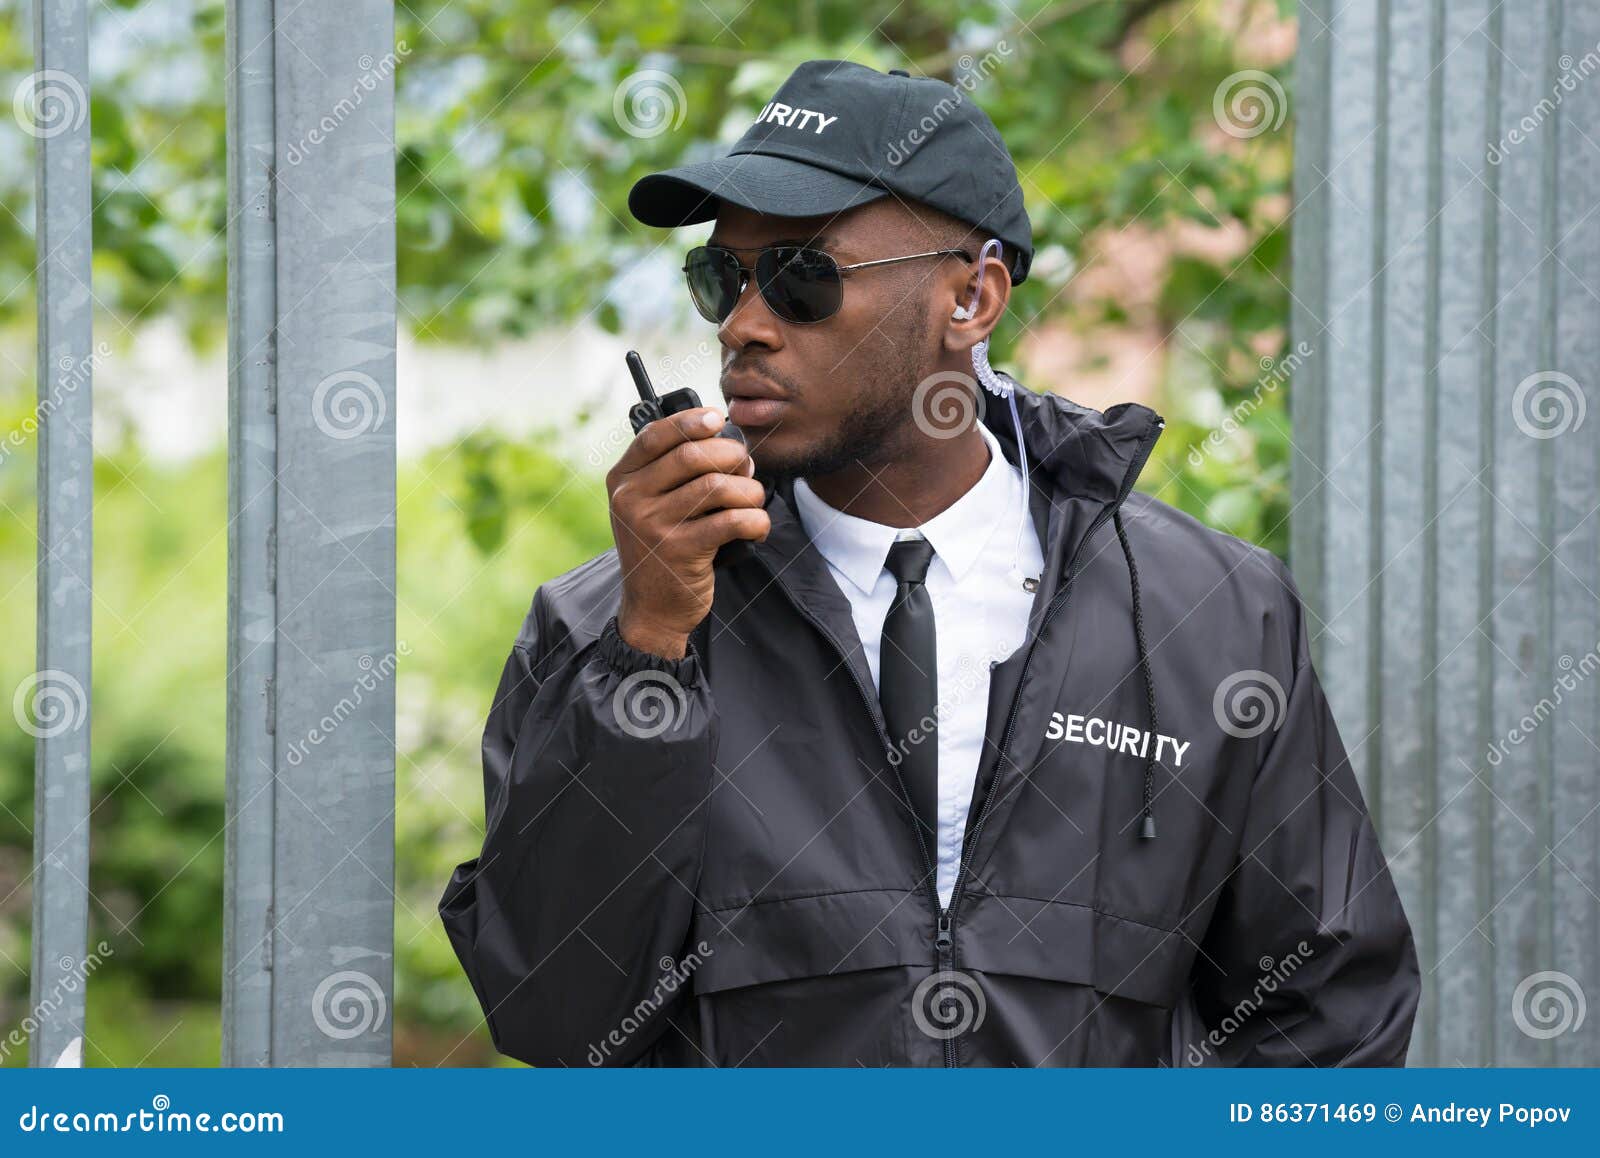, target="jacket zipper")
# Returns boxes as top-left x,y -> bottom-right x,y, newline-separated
753,575 -> 957,1063
940,417 -> 1161,1065
750,413 -> 1161,1068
